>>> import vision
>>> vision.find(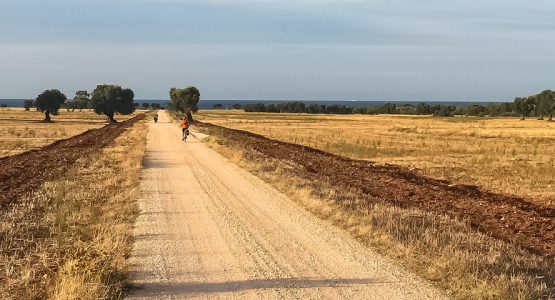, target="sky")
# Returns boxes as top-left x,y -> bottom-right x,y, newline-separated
0,0 -> 554,101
